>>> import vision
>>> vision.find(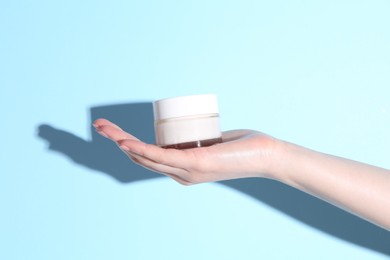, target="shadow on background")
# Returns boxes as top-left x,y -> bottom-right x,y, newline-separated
38,102 -> 390,256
